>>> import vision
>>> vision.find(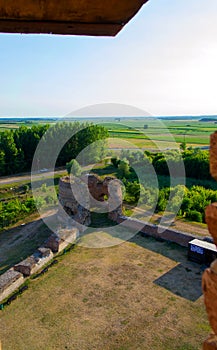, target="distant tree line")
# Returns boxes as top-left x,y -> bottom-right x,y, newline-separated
0,122 -> 108,176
